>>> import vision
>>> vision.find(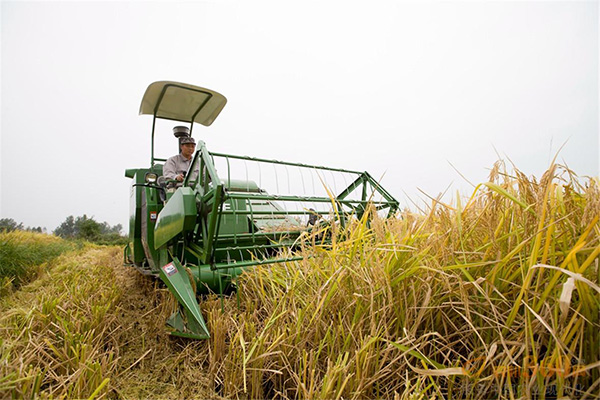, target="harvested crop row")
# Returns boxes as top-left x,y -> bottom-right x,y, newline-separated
0,245 -> 123,399
0,243 -> 222,399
